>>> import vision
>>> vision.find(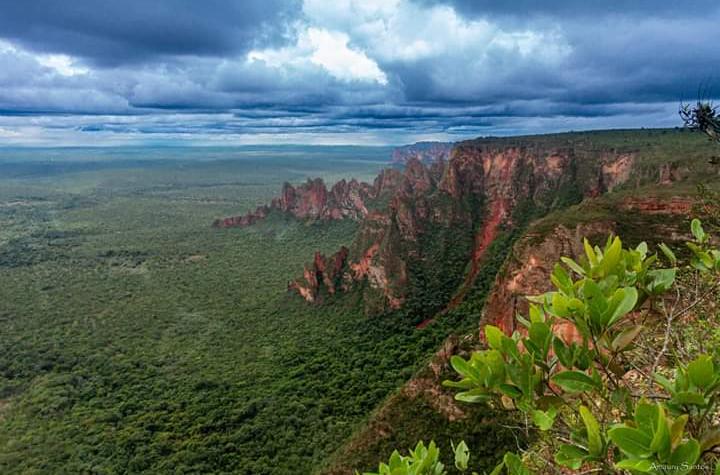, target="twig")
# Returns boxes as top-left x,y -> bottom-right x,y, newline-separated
648,287 -> 680,386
